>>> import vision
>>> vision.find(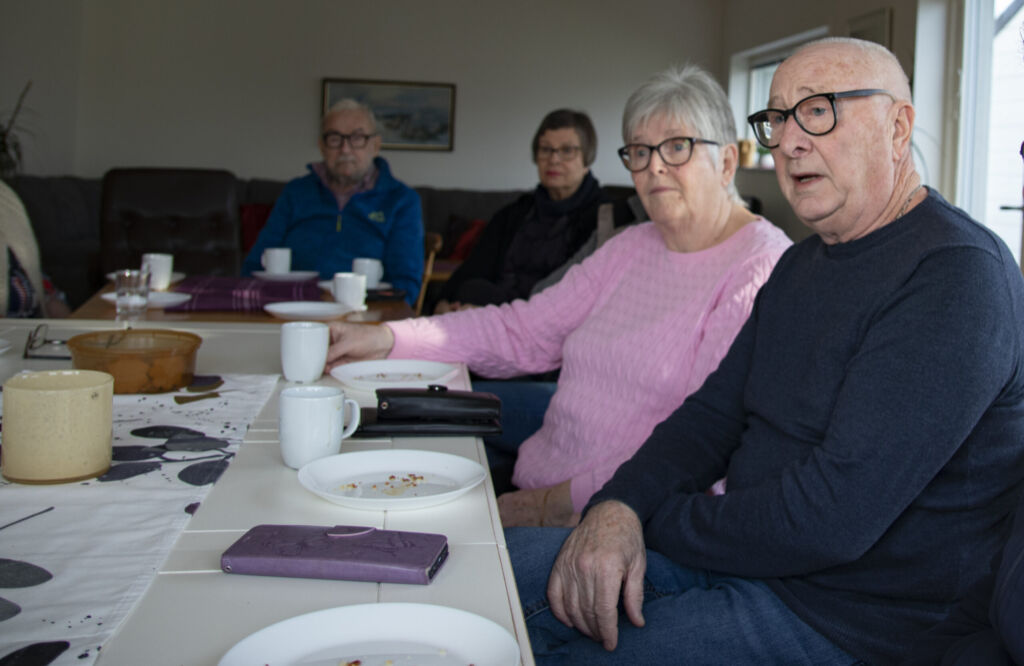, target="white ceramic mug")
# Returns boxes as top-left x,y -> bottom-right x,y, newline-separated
141,252 -> 174,291
1,370 -> 114,484
262,247 -> 291,274
279,385 -> 360,469
352,257 -> 383,289
280,321 -> 329,383
332,272 -> 366,310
